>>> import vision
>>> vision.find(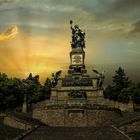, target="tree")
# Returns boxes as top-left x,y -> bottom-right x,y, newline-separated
104,67 -> 131,102
104,85 -> 118,100
0,73 -> 23,111
22,73 -> 45,104
112,67 -> 130,91
119,82 -> 140,103
0,73 -> 8,110
42,78 -> 51,99
133,82 -> 140,104
0,72 -> 47,111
